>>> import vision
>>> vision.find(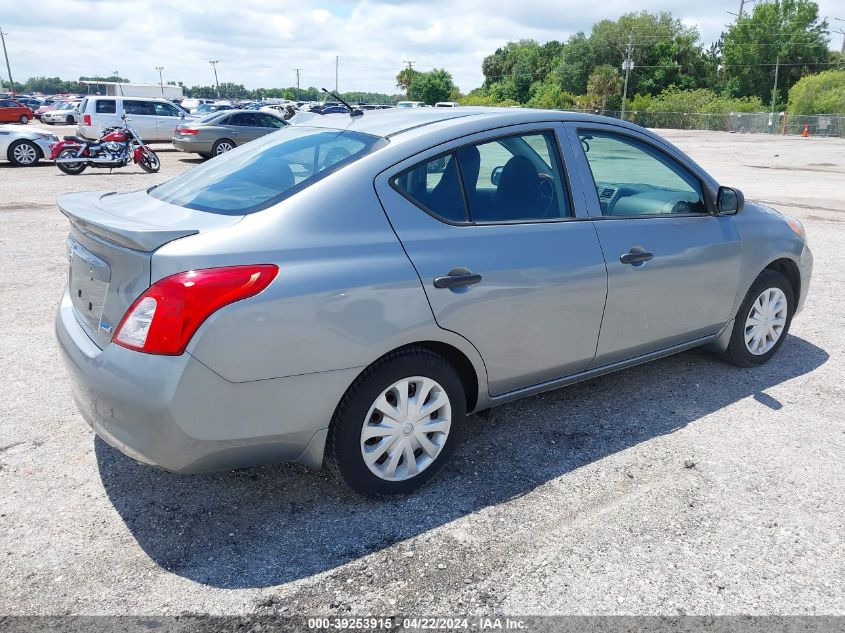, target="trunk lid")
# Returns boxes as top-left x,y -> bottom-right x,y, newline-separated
59,190 -> 243,349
